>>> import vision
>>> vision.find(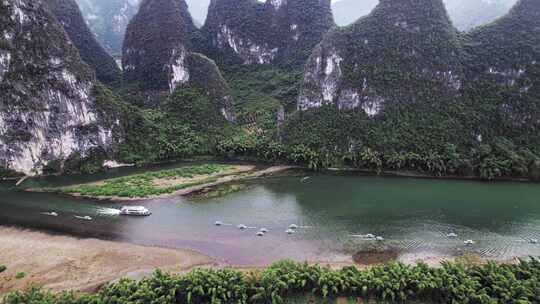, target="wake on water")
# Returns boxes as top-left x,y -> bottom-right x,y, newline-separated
96,207 -> 121,216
